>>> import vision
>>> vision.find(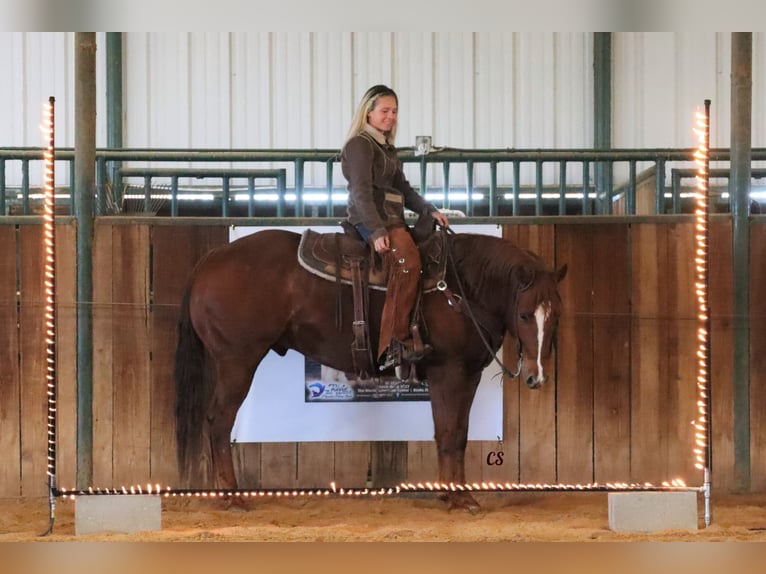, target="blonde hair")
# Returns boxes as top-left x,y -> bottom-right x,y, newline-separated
344,84 -> 399,146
